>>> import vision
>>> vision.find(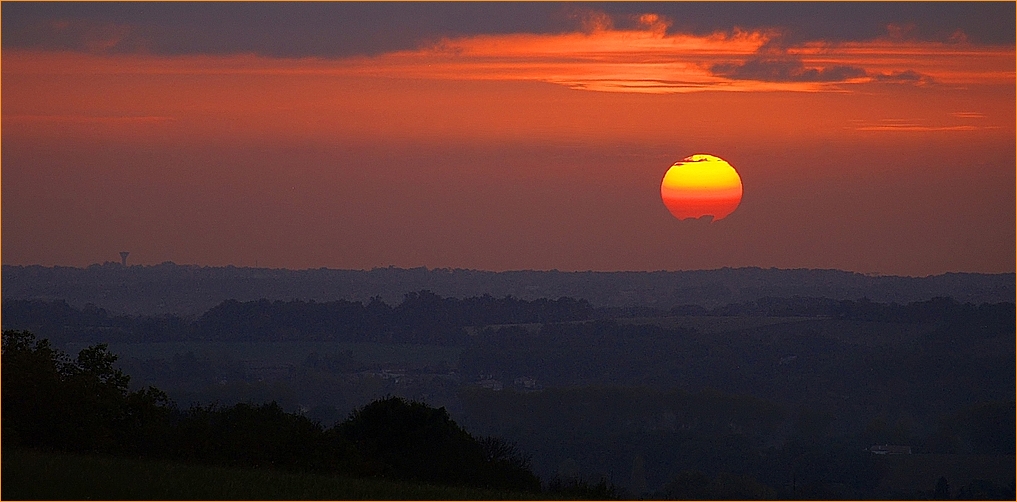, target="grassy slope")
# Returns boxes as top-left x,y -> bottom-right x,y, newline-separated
60,316 -> 928,368
2,448 -> 544,500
